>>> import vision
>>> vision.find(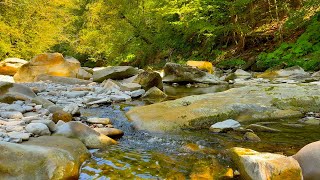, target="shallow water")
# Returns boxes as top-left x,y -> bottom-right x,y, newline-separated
79,85 -> 320,180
